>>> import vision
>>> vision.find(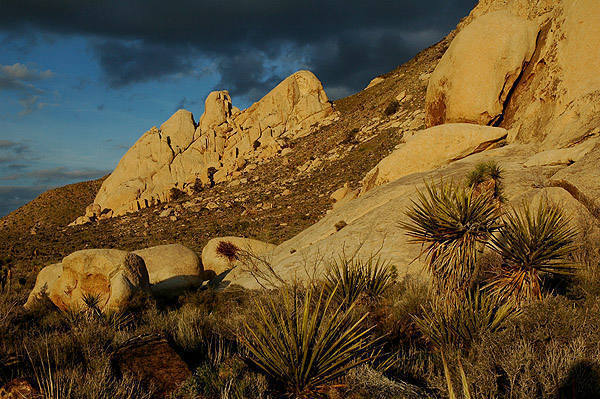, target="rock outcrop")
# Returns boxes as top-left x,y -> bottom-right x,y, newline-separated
550,144 -> 600,218
427,0 -> 600,150
82,71 -> 334,219
426,11 -> 539,127
360,124 -> 508,193
26,250 -> 150,312
425,10 -> 538,127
